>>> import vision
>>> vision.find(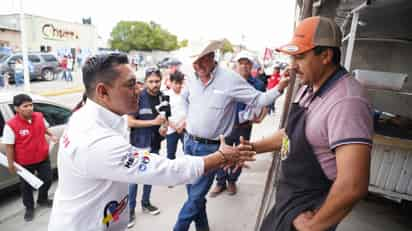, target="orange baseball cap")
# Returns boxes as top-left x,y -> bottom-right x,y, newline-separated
276,16 -> 342,55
